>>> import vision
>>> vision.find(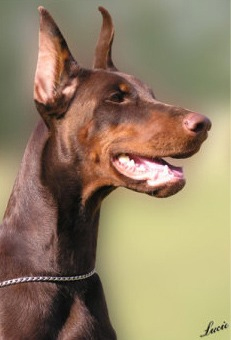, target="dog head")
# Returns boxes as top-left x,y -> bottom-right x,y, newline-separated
34,7 -> 211,203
